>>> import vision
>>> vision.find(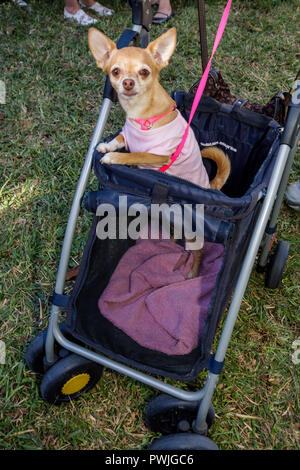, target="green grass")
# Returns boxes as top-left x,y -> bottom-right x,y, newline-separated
0,0 -> 299,450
